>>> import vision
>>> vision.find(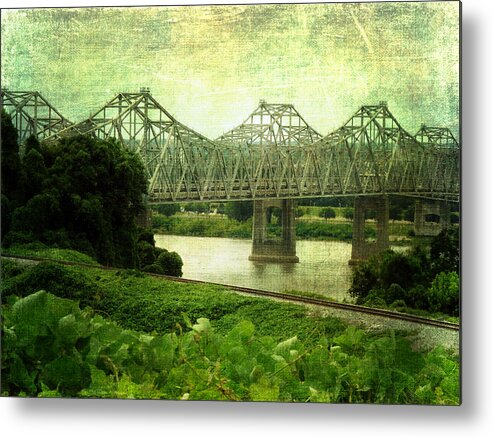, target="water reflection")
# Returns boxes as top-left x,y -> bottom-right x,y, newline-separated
154,234 -> 356,301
